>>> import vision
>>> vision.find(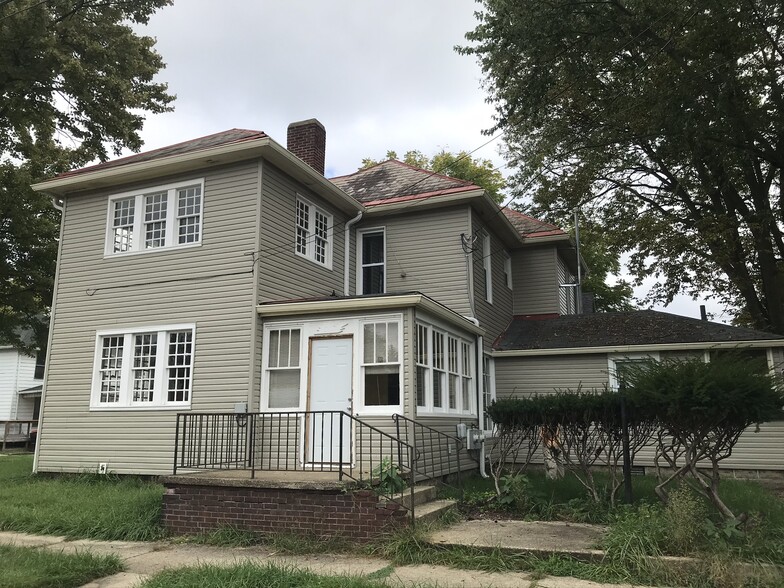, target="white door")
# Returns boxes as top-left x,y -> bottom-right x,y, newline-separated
307,337 -> 353,465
